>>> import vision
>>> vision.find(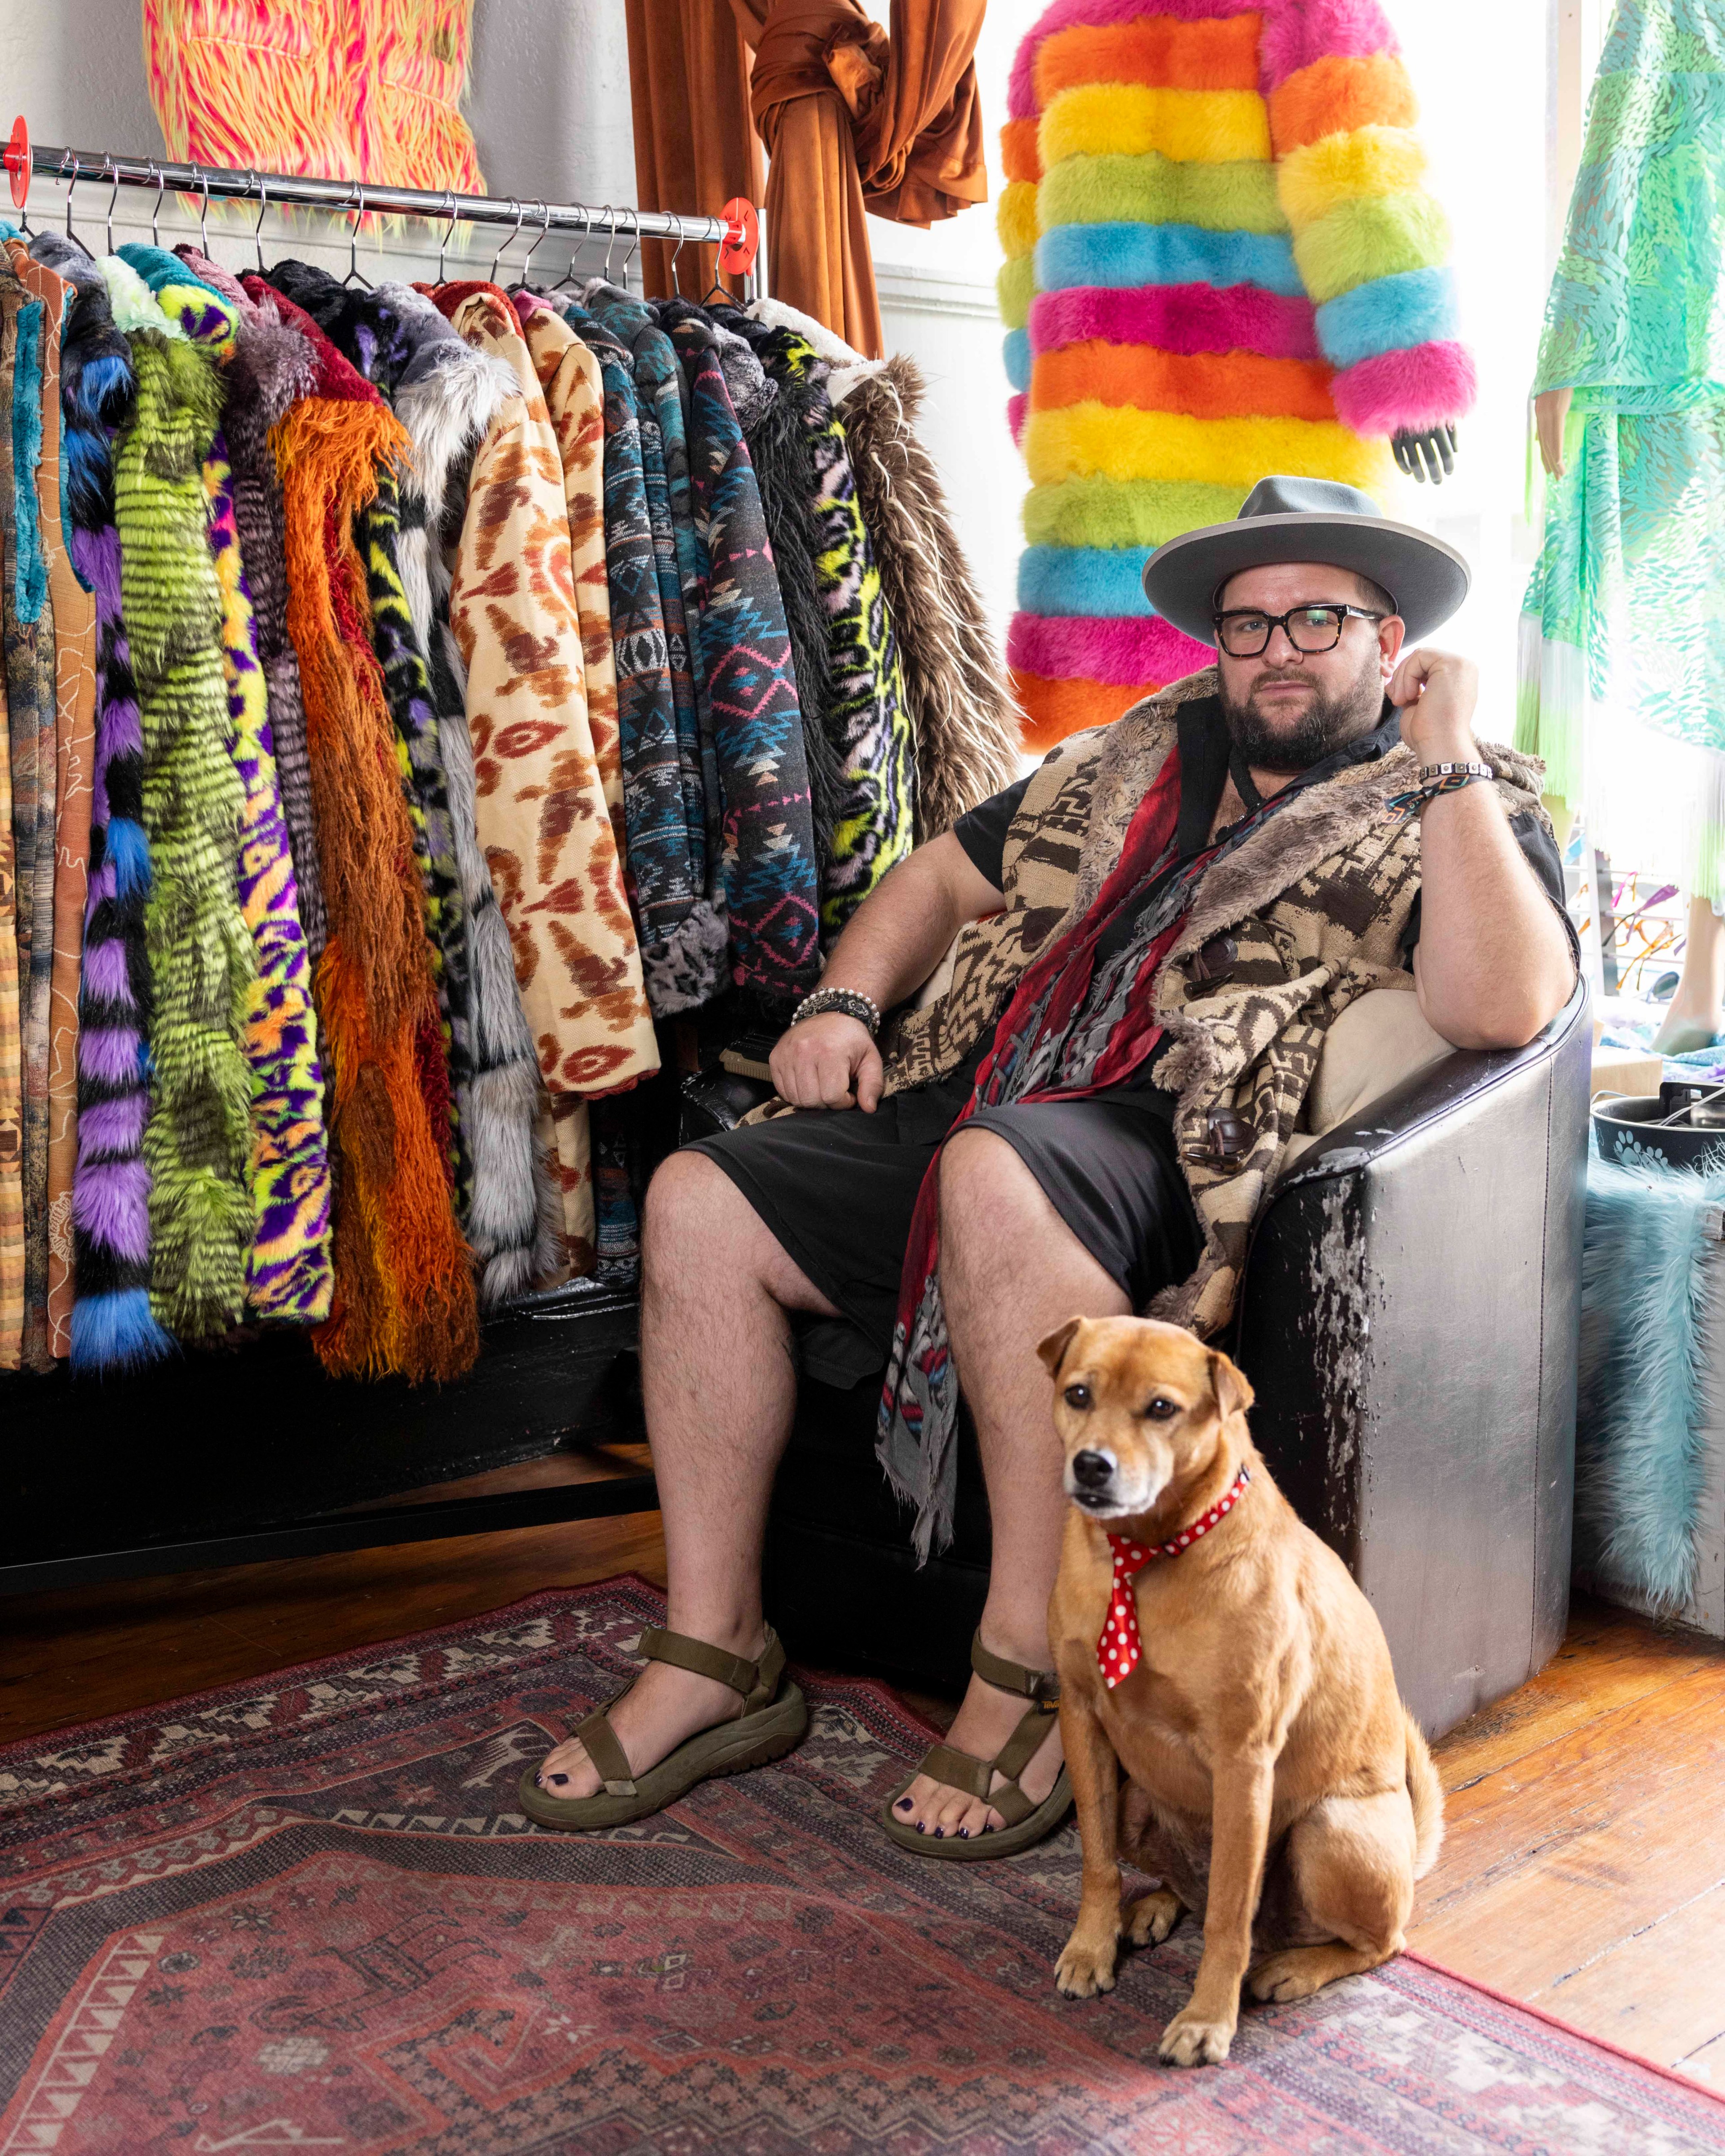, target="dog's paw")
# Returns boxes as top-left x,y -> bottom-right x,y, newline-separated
1248,1946 -> 1367,2004
1054,1932 -> 1119,1999
1158,2006 -> 1235,2067
1122,1890 -> 1181,1950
